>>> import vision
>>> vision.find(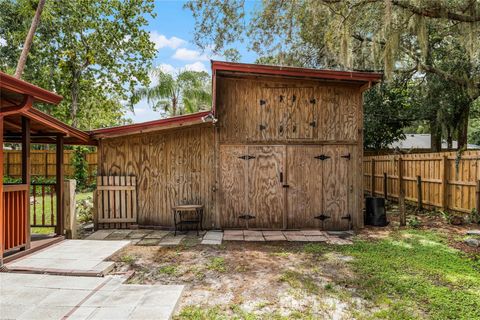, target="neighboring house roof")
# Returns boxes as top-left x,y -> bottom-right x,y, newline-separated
1,71 -> 93,145
89,111 -> 213,139
389,134 -> 480,150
